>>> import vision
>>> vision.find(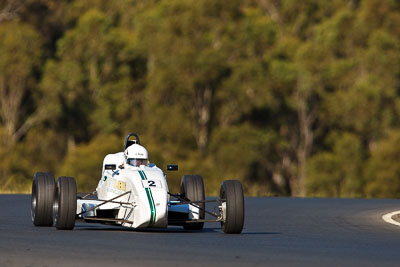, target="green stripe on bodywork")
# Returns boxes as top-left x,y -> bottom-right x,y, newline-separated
138,170 -> 146,180
145,188 -> 155,224
138,170 -> 156,225
142,171 -> 156,225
